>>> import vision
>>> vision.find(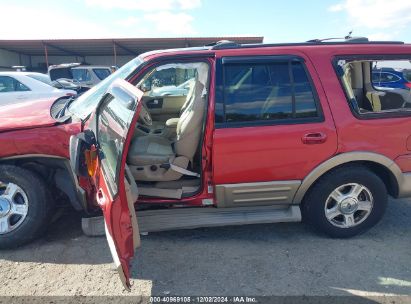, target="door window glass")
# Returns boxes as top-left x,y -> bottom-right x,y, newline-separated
97,89 -> 136,195
221,60 -> 319,124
